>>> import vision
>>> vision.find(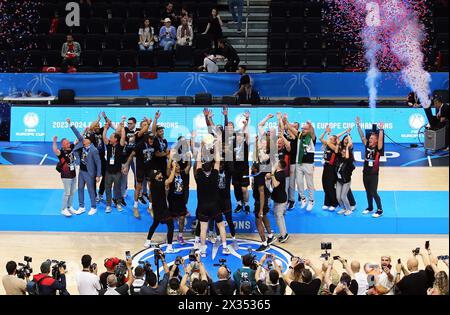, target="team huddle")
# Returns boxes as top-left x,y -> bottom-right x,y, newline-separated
53,108 -> 385,256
